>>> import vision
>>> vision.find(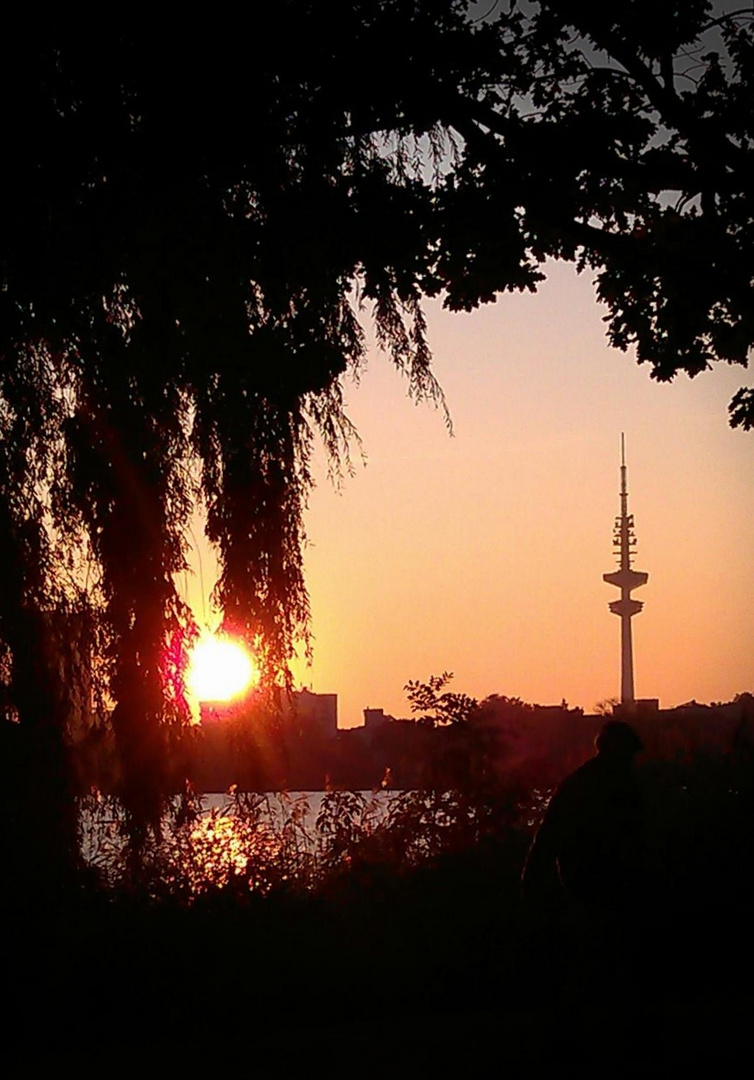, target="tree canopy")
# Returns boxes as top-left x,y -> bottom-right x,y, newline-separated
0,2 -> 751,838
